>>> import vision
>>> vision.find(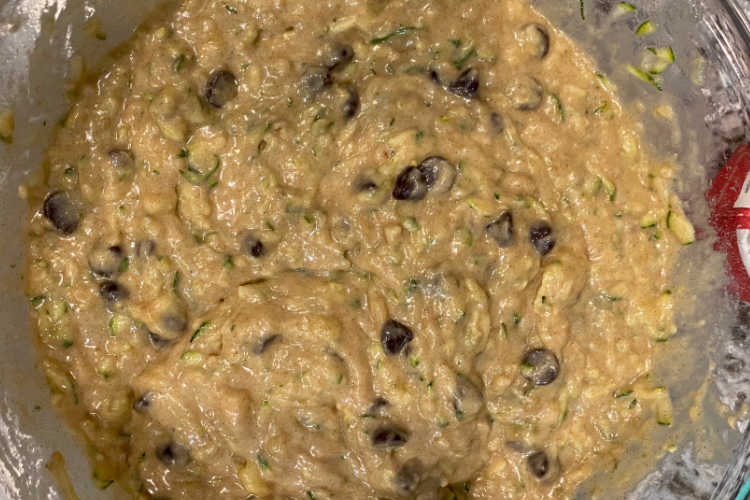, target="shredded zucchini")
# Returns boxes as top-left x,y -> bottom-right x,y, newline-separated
257,453 -> 271,470
639,213 -> 659,229
648,46 -> 675,63
666,208 -> 695,245
454,46 -> 477,70
53,326 -> 75,348
549,93 -> 566,121
370,25 -> 417,45
173,54 -> 186,73
652,387 -> 673,426
453,227 -> 473,247
635,20 -> 655,35
615,1 -> 636,15
180,350 -> 204,365
50,299 -> 69,321
179,156 -> 221,186
592,102 -> 609,115
190,320 -> 211,342
595,72 -> 614,92
108,314 -> 130,336
626,64 -> 663,91
644,59 -> 672,75
601,177 -> 616,202
643,46 -> 675,74
92,466 -> 114,490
